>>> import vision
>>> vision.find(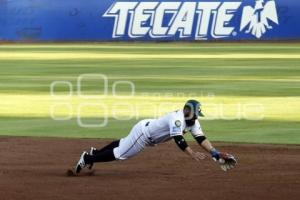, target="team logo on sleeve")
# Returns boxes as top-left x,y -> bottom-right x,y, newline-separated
172,126 -> 181,133
175,120 -> 181,127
